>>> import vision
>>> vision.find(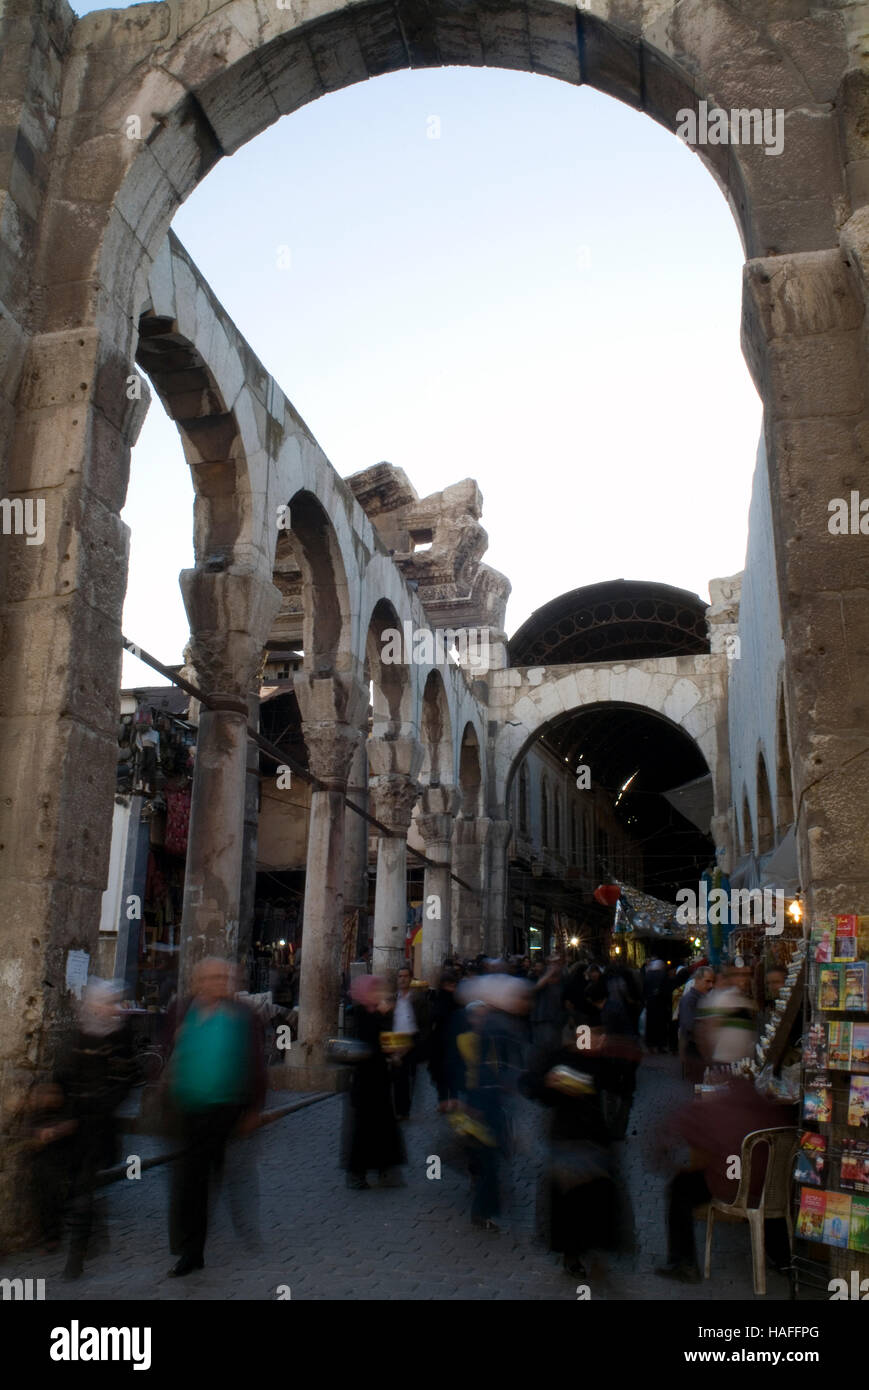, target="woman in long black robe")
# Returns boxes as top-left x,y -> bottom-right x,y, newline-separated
342,998 -> 406,1187
520,1034 -> 624,1276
